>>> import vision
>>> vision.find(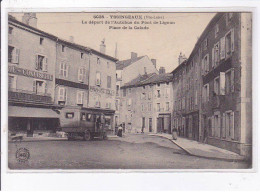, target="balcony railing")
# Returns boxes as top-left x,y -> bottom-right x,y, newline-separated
8,88 -> 53,105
